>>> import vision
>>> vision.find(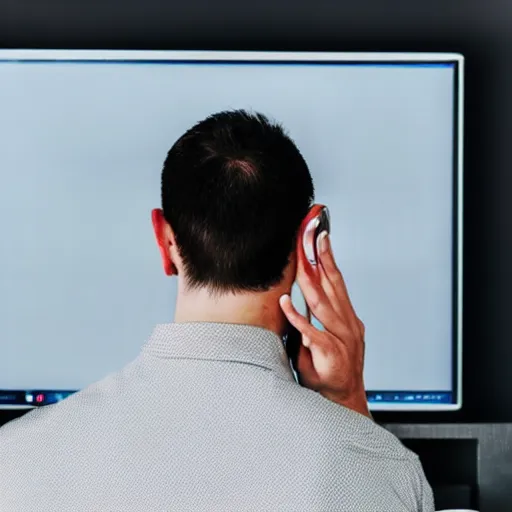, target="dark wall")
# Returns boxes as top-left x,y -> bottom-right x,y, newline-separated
1,0 -> 511,423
